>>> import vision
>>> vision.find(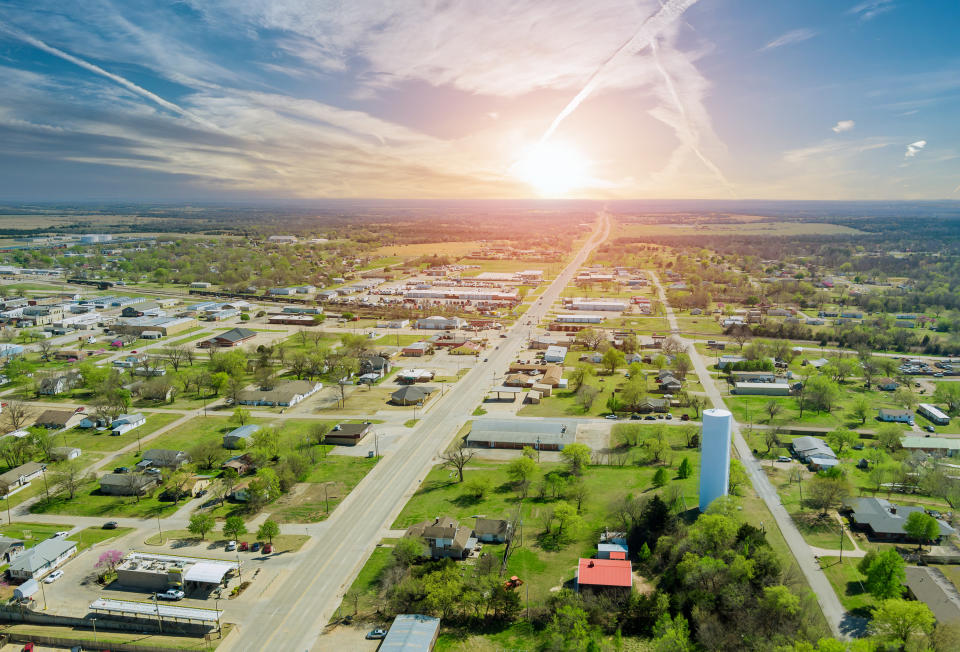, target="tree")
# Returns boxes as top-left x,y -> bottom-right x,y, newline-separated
311,422 -> 332,447
257,519 -> 280,544
805,375 -> 841,413
677,457 -> 692,479
870,598 -> 935,647
764,399 -> 783,423
248,468 -> 281,511
602,347 -> 625,375
652,467 -> 668,488
440,440 -> 475,483
688,395 -> 706,418
188,513 -> 215,540
652,612 -> 693,652
53,459 -> 86,500
230,407 -> 251,426
392,536 -> 427,567
561,443 -> 591,476
574,328 -> 604,351
95,549 -> 124,576
849,395 -> 871,425
807,475 -> 850,515
893,387 -> 918,411
605,393 -> 624,415
506,456 -> 537,496
190,440 -> 222,470
568,363 -> 594,392
764,429 -> 782,455
164,345 -> 188,371
826,429 -> 858,456
904,510 -> 940,551
165,470 -> 191,504
730,324 -> 752,350
3,399 -> 31,432
552,501 -> 580,538
728,459 -> 749,495
857,549 -> 906,600
877,423 -> 904,452
465,476 -> 492,499
223,515 -> 247,540
933,383 -> 960,415
575,384 -> 599,411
